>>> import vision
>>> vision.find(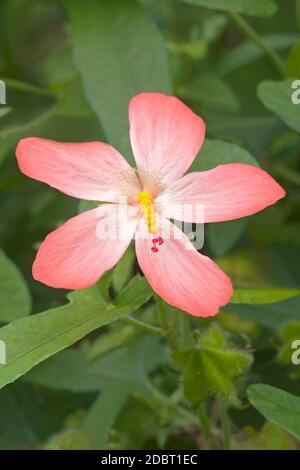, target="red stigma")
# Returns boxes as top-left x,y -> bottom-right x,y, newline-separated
151,235 -> 164,253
